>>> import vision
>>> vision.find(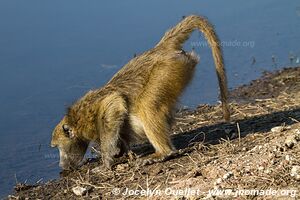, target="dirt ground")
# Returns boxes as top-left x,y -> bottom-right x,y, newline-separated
7,66 -> 300,200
